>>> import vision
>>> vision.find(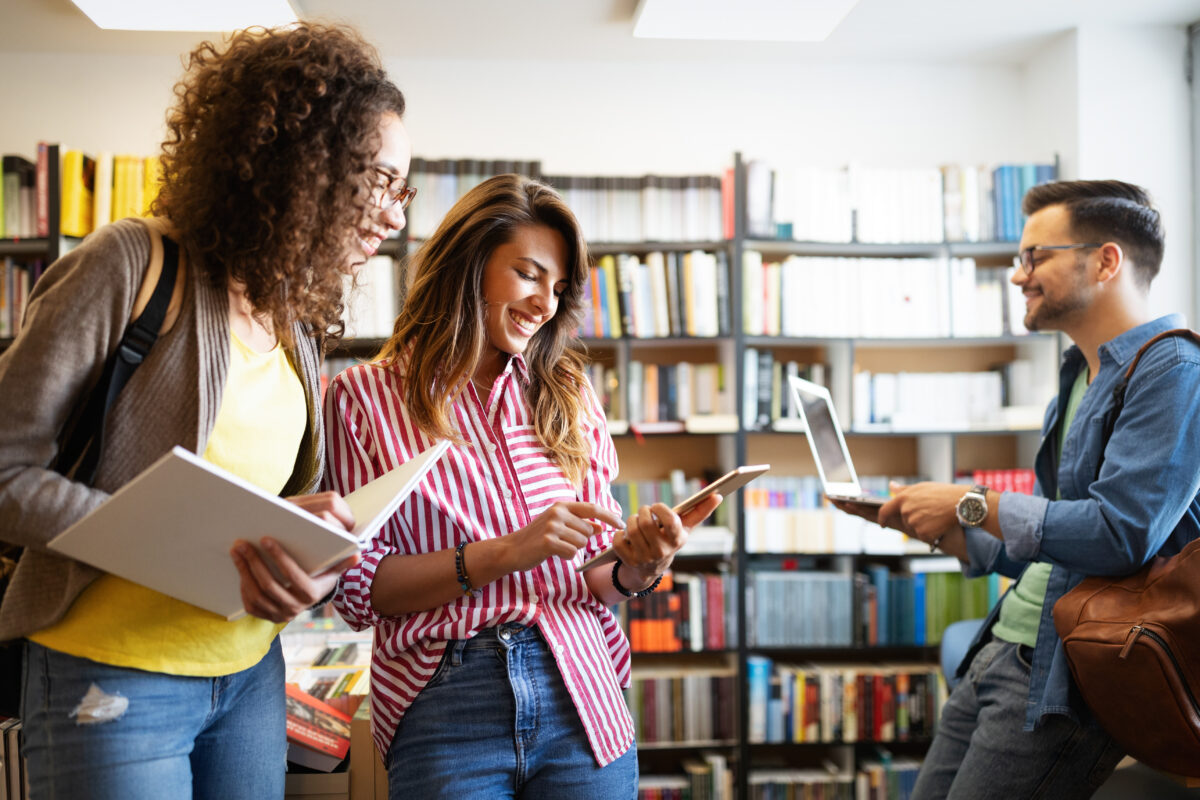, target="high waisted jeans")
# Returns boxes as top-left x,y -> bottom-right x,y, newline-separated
21,638 -> 287,800
386,624 -> 637,799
